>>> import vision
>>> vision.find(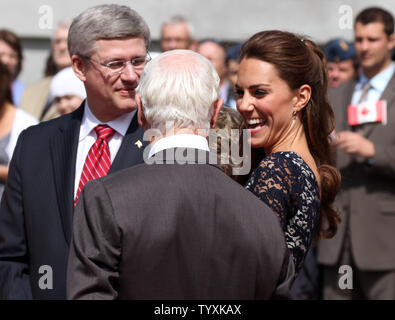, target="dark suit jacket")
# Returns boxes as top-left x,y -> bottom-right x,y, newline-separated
318,74 -> 395,270
0,103 -> 146,299
67,148 -> 295,300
